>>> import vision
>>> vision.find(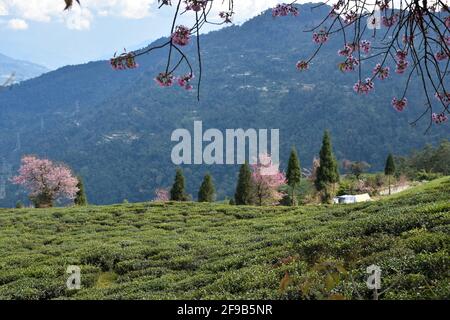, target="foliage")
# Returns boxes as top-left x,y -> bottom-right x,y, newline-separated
315,131 -> 340,202
75,176 -> 88,206
0,177 -> 448,300
385,154 -> 396,176
198,173 -> 216,203
250,154 -> 286,206
286,147 -> 301,206
11,156 -> 78,208
234,163 -> 253,205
